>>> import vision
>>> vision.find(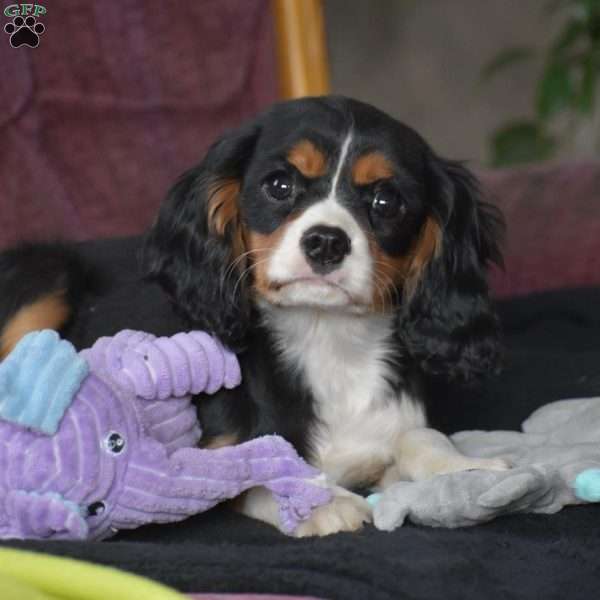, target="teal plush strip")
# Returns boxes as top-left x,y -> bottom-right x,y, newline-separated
574,468 -> 600,502
0,331 -> 88,435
